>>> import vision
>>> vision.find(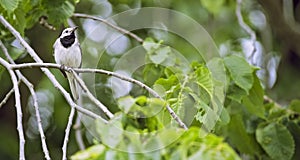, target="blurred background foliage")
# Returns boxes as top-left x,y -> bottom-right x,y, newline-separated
1,0 -> 300,159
